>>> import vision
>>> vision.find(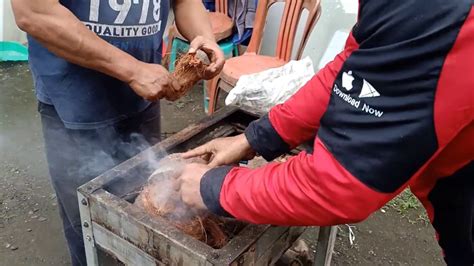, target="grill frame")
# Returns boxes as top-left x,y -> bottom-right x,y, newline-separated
78,106 -> 307,265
